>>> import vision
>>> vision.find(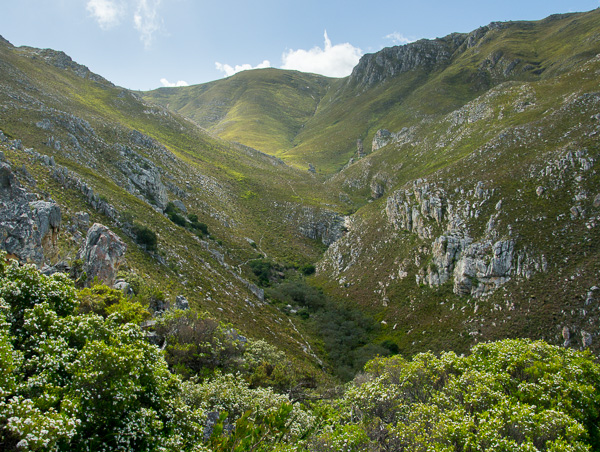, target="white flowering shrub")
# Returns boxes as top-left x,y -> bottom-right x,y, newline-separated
0,261 -> 77,342
338,339 -> 600,451
183,372 -> 315,439
0,258 -> 206,451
